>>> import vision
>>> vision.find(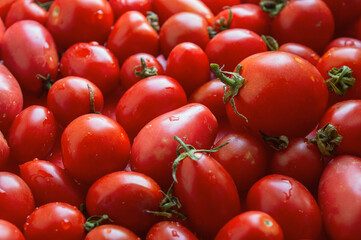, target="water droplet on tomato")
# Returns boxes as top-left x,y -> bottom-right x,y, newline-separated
171,230 -> 179,237
96,10 -> 104,20
0,188 -> 6,195
61,219 -> 72,230
169,116 -> 179,121
106,229 -> 111,234
208,170 -> 217,184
